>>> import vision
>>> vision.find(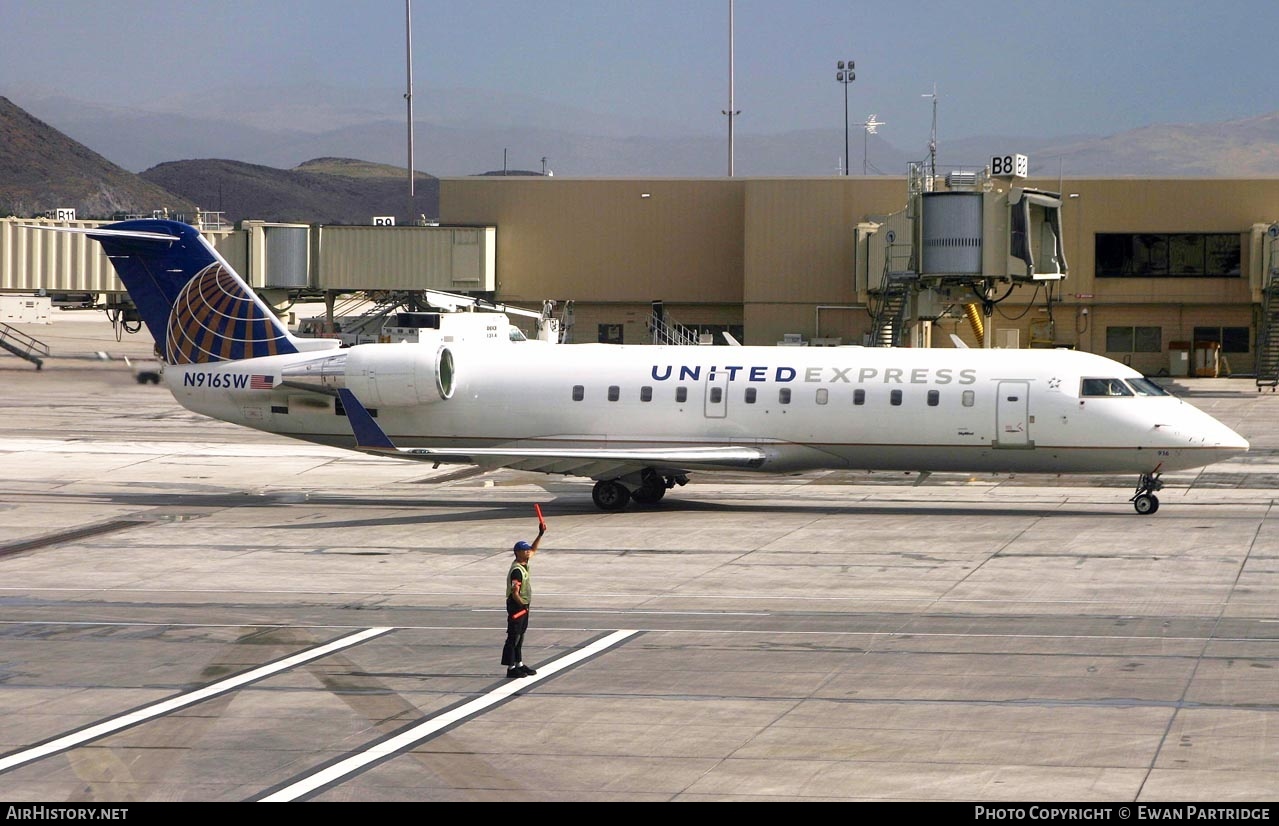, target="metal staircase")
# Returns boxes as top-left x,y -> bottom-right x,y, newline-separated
1256,266 -> 1279,390
648,303 -> 702,346
867,227 -> 917,347
0,322 -> 49,369
869,271 -> 914,347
